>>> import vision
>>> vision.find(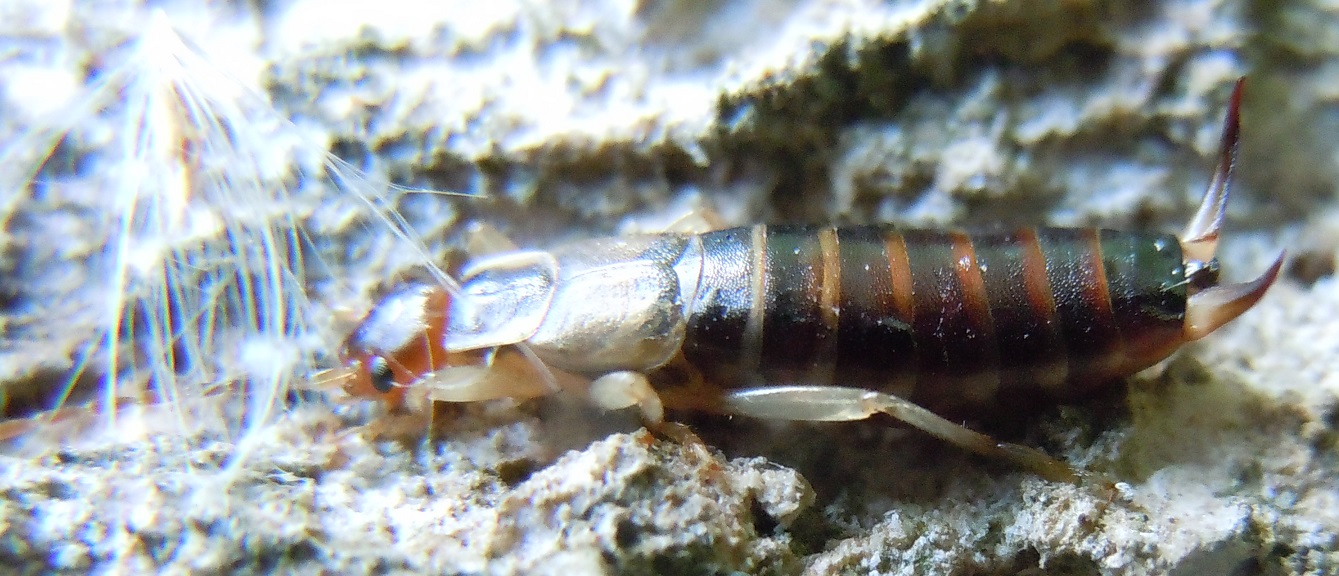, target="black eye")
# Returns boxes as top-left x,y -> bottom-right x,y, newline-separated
368,356 -> 395,393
